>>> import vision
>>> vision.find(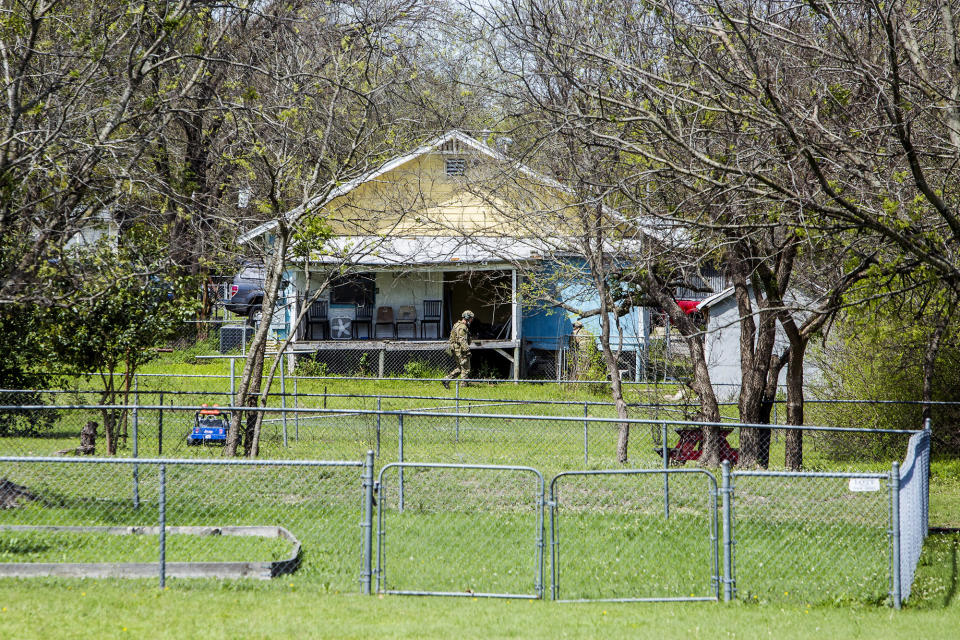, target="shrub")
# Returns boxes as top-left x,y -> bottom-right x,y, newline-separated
402,360 -> 444,379
812,310 -> 960,460
295,357 -> 329,378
